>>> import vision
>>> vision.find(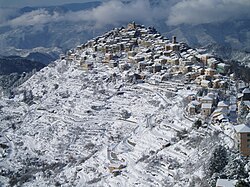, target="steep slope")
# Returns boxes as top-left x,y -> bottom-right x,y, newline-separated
0,58 -> 235,187
0,56 -> 45,91
0,23 -> 241,185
